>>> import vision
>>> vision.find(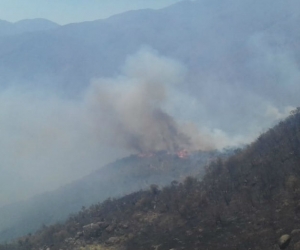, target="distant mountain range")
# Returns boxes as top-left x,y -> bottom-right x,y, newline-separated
0,0 -> 299,135
0,18 -> 59,37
